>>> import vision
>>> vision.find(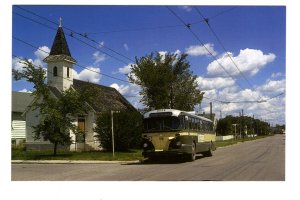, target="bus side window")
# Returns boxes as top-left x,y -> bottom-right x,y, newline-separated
197,119 -> 200,131
203,121 -> 207,131
199,120 -> 202,131
191,118 -> 194,130
179,116 -> 184,130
